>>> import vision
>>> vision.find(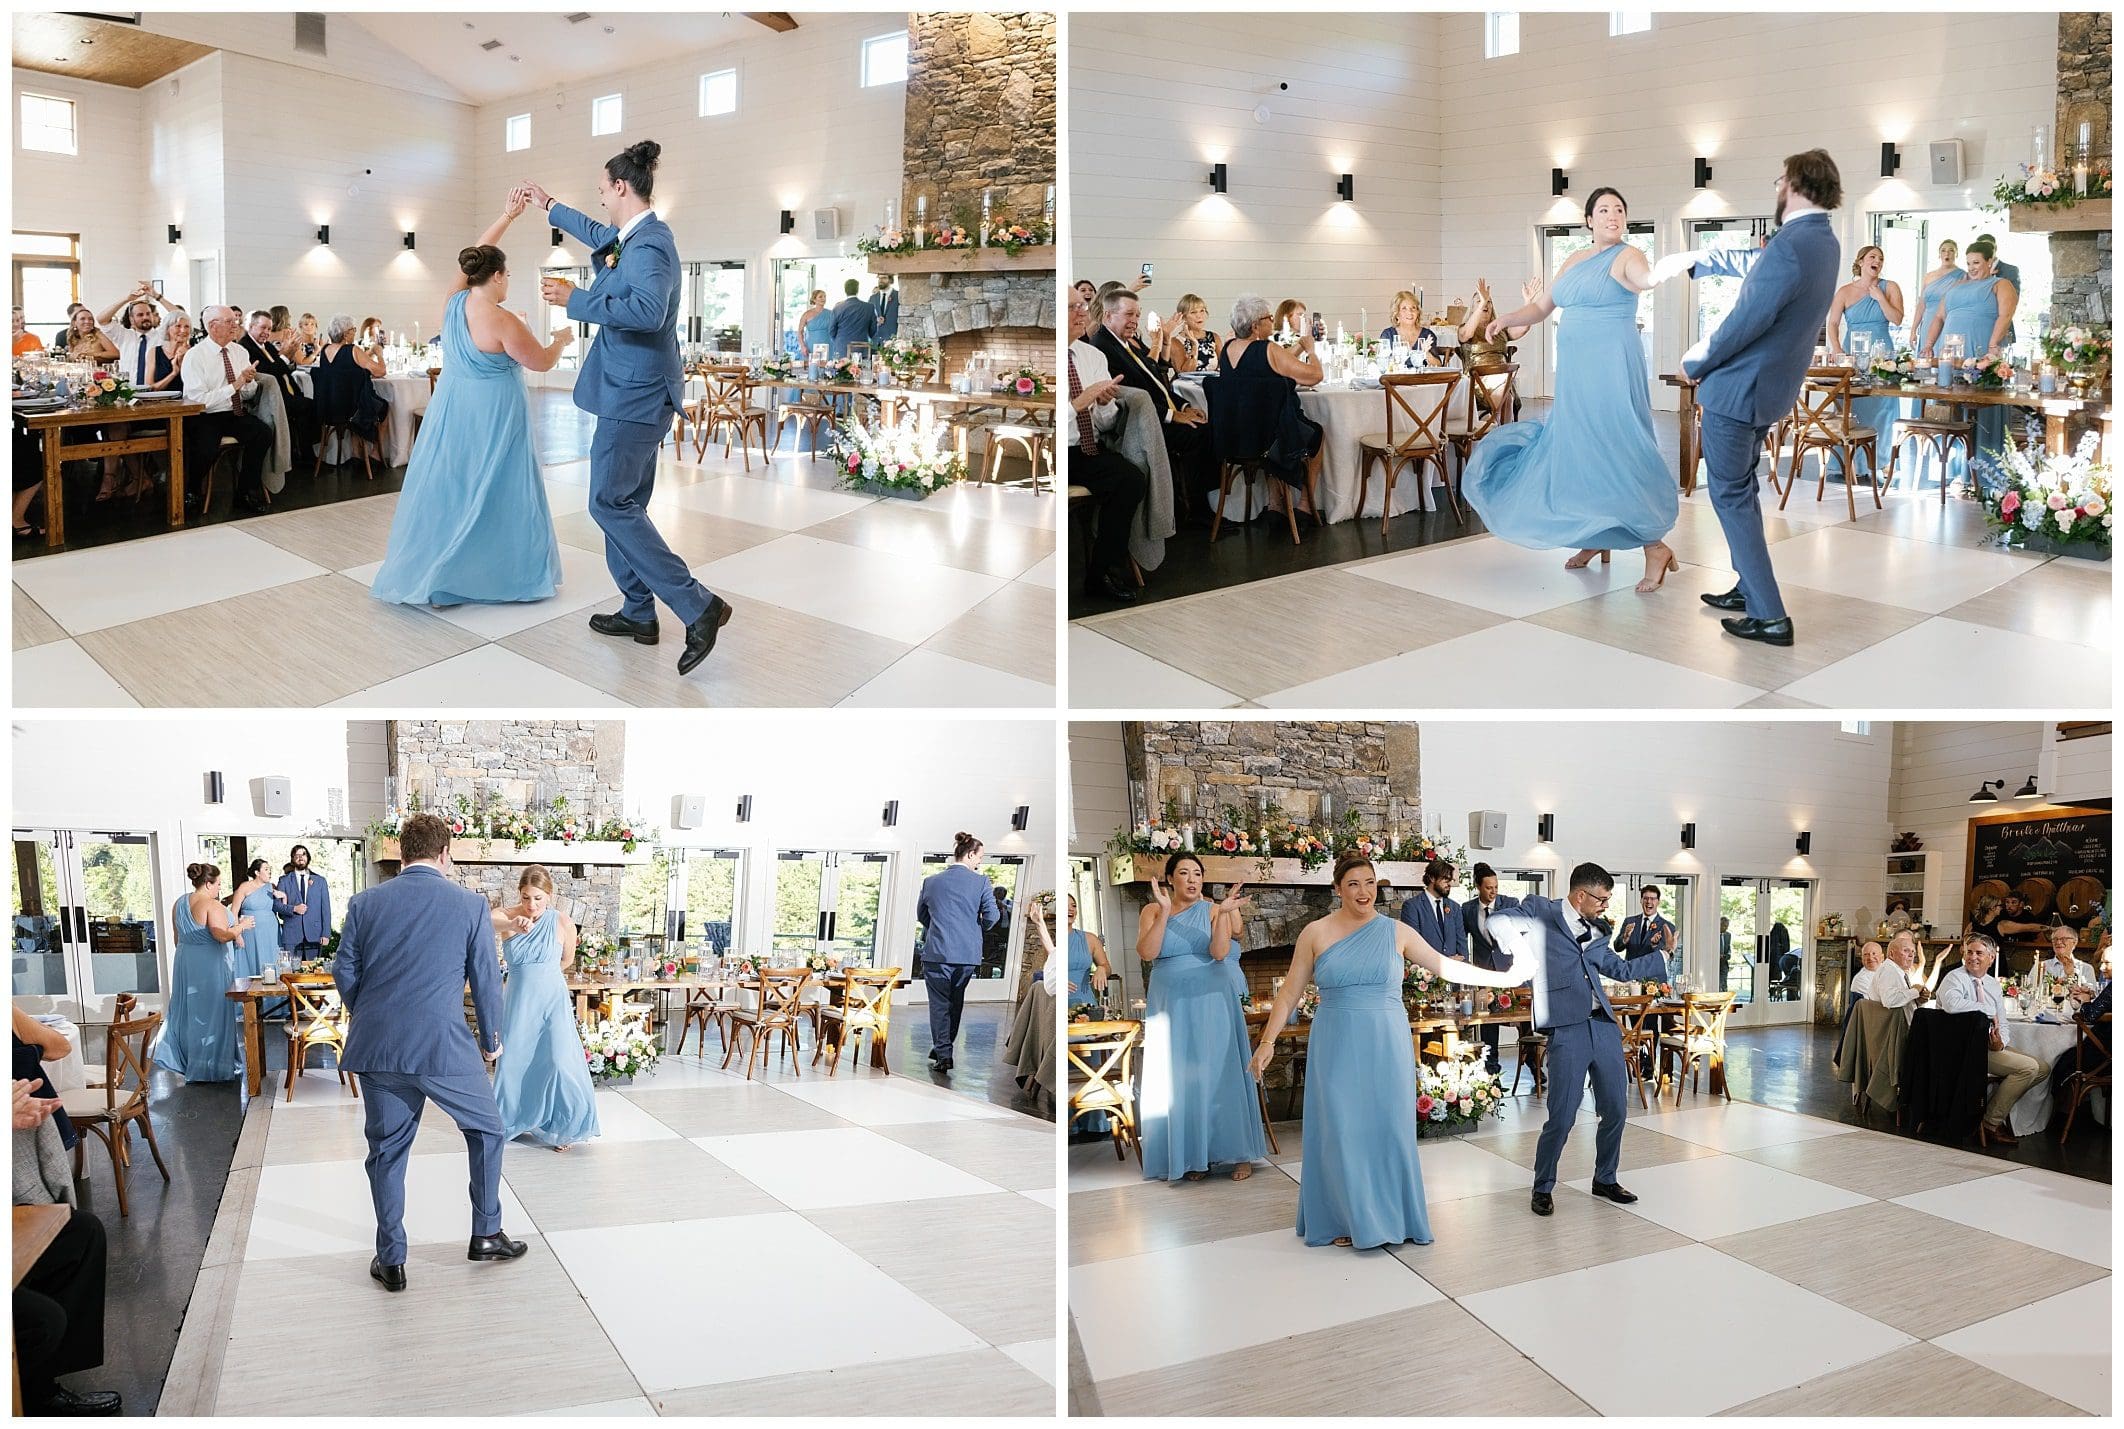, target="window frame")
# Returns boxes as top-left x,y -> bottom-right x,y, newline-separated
590,93 -> 623,137
698,67 -> 738,118
1484,12 -> 1520,59
504,112 -> 532,152
860,30 -> 909,88
1609,10 -> 1652,36
19,92 -> 79,155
